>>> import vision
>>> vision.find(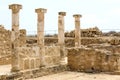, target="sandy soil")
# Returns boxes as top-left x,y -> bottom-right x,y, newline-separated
28,71 -> 120,80
0,65 -> 120,80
